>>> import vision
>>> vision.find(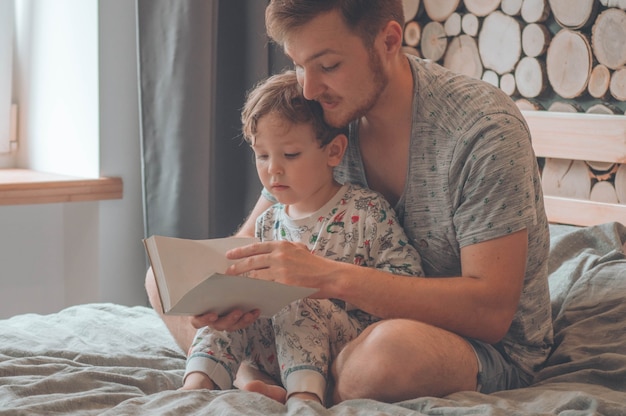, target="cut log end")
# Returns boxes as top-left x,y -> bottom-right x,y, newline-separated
588,64 -> 611,99
591,8 -> 626,70
546,29 -> 592,99
404,21 -> 422,47
609,67 -> 626,101
549,0 -> 598,29
478,11 -> 522,75
443,35 -> 483,79
515,56 -> 547,98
